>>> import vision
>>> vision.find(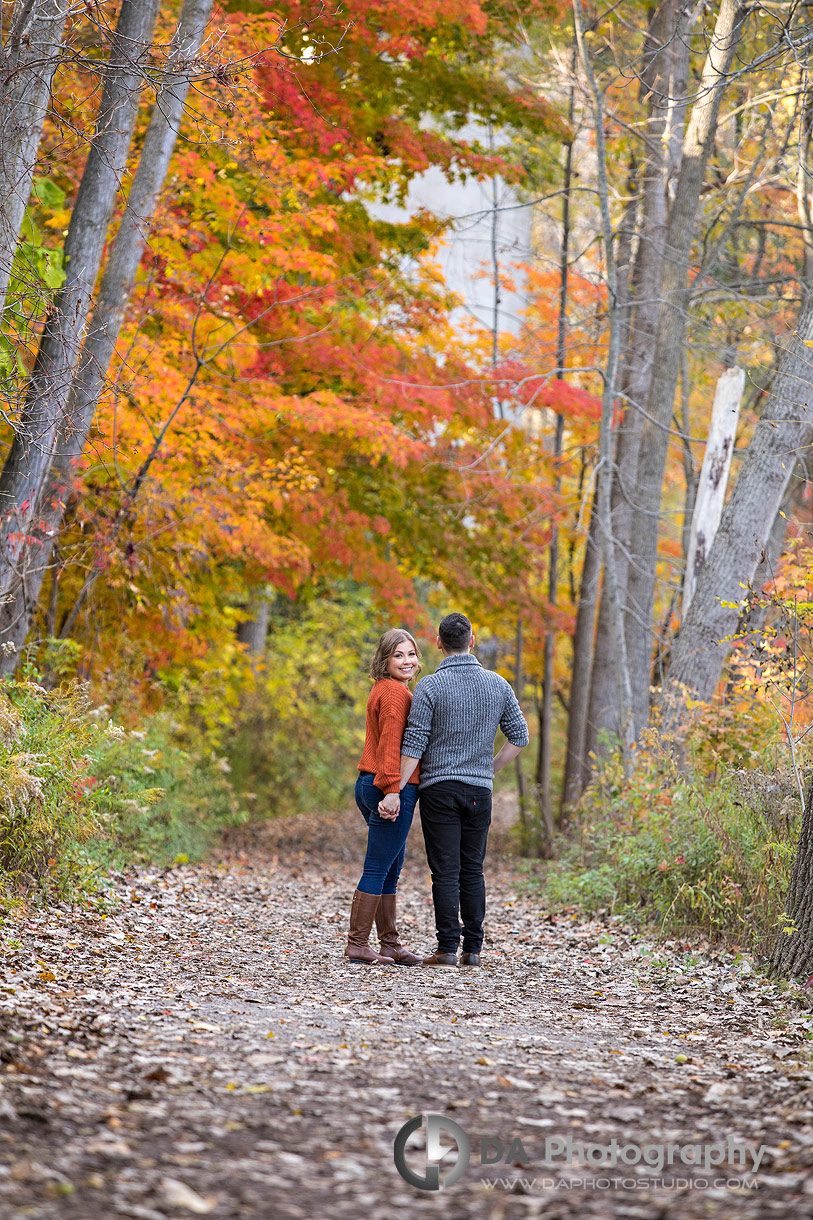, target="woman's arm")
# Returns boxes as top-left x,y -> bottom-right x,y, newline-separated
373,683 -> 412,795
378,754 -> 419,817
